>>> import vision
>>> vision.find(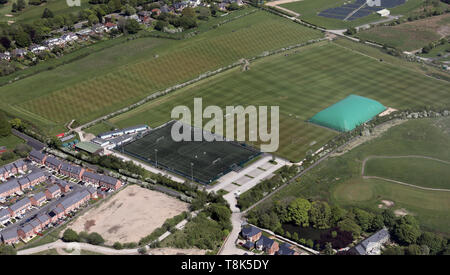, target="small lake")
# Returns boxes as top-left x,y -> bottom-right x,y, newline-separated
282,223 -> 330,241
